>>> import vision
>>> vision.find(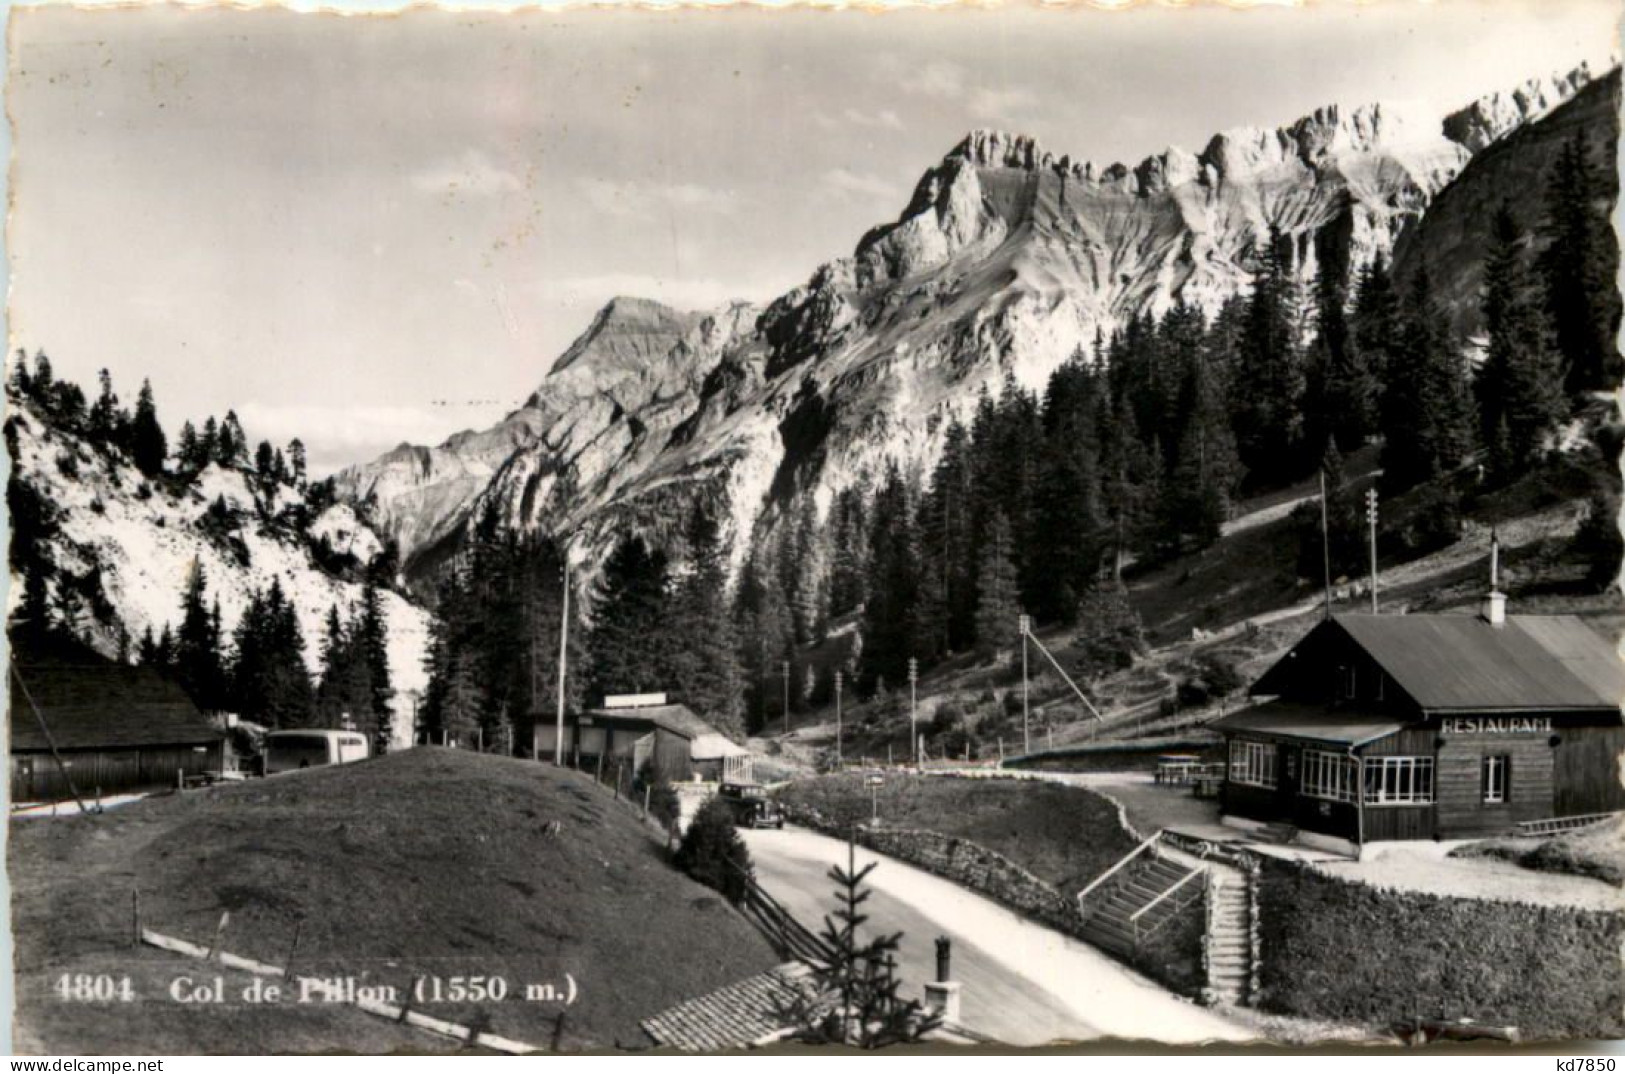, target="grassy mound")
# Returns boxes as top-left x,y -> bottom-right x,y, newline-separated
10,748 -> 777,1054
777,774 -> 1137,894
